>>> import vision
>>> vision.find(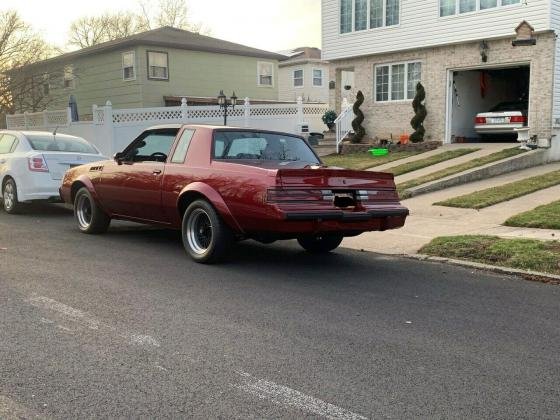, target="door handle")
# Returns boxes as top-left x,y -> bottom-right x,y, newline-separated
152,169 -> 162,175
